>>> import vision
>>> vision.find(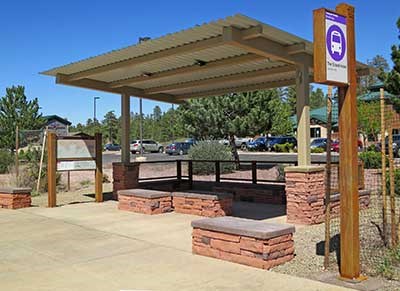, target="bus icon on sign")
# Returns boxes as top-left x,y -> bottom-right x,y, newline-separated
331,31 -> 342,55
